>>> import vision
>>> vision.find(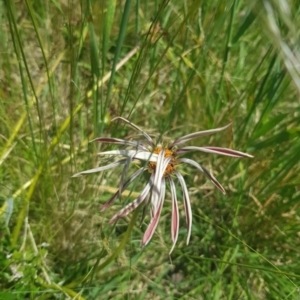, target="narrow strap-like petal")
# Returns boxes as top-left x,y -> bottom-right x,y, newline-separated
168,177 -> 179,254
112,116 -> 155,146
151,150 -> 166,215
100,167 -> 146,211
72,159 -> 127,177
142,178 -> 165,247
151,150 -> 172,216
98,150 -> 159,162
109,181 -> 152,223
177,146 -> 253,158
170,123 -> 232,147
175,171 -> 192,245
178,158 -> 226,194
91,137 -> 148,151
